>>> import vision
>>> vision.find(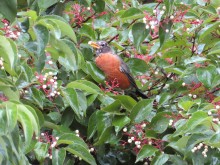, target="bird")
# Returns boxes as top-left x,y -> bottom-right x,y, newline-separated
88,40 -> 148,99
